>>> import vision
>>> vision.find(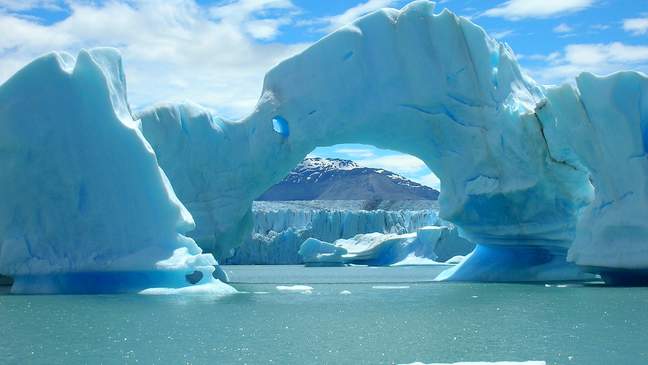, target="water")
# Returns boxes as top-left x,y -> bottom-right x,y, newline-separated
2,265 -> 648,365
